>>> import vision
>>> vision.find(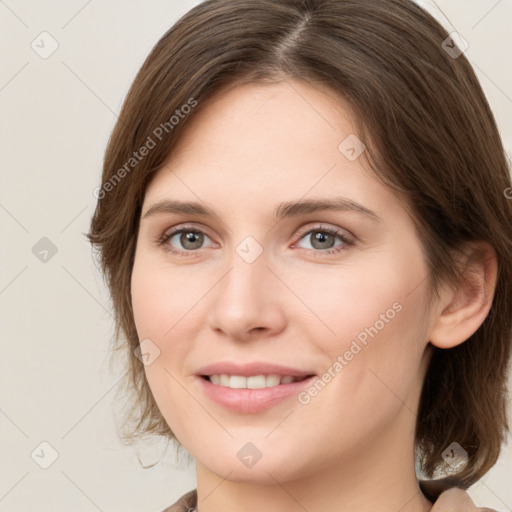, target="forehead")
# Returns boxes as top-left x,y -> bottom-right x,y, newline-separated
140,80 -> 409,229
170,79 -> 359,161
